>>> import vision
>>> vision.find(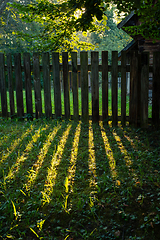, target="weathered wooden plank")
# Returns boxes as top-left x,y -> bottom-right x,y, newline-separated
129,51 -> 139,127
33,53 -> 42,118
80,51 -> 89,122
0,53 -> 8,118
33,53 -> 42,119
7,53 -> 15,117
112,51 -> 118,126
14,53 -> 24,118
52,52 -> 62,119
121,51 -> 126,126
42,52 -> 52,118
23,53 -> 33,119
140,52 -> 149,128
152,51 -> 160,127
91,51 -> 99,123
62,52 -> 70,119
71,52 -> 79,120
102,51 -> 108,123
